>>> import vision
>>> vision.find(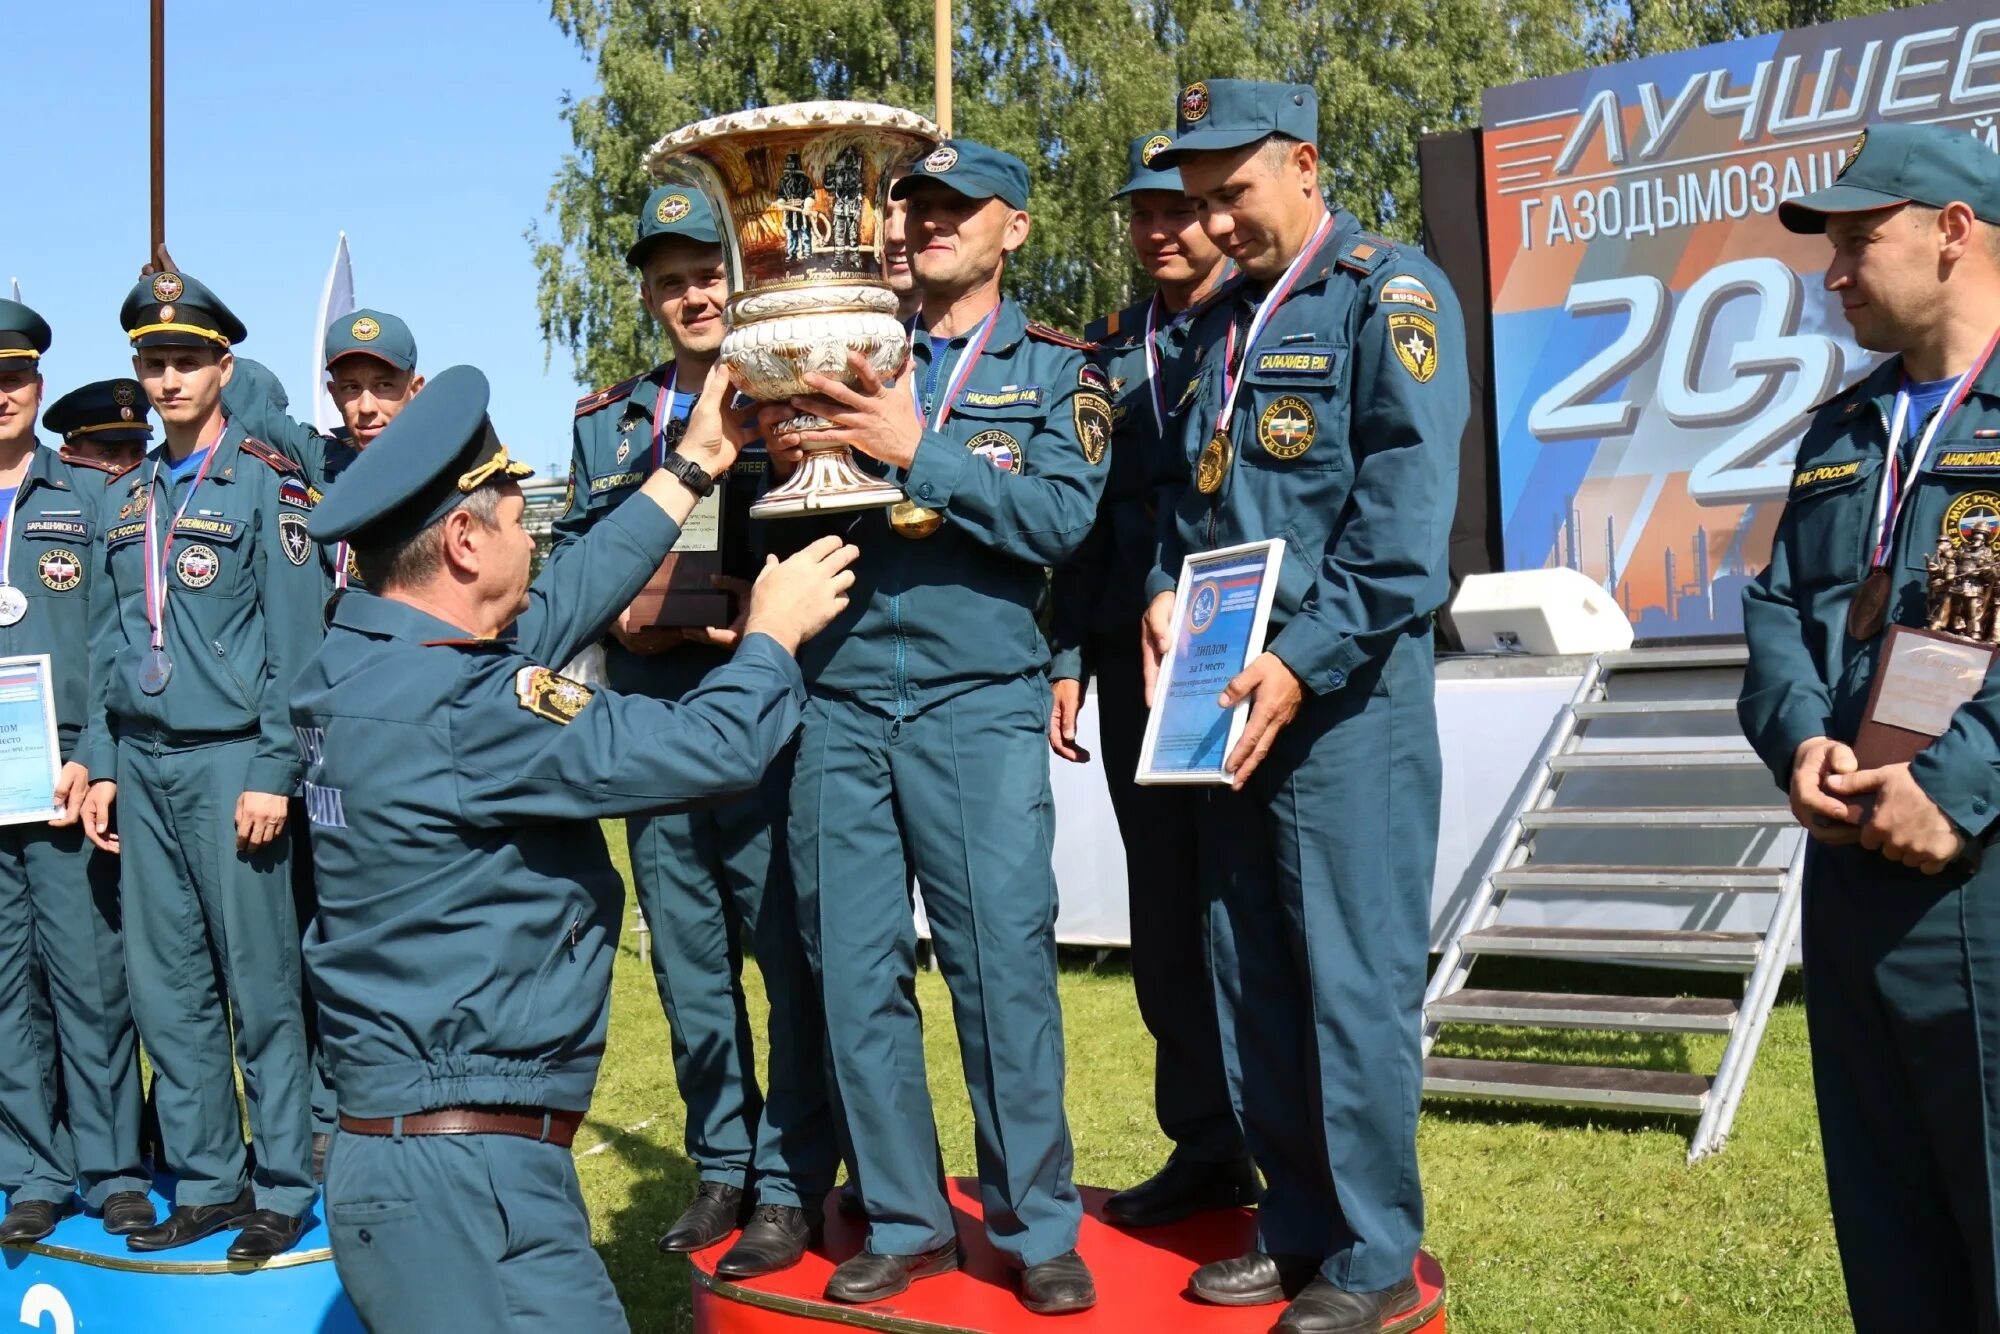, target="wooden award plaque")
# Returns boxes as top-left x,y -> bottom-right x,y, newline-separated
623,459 -> 760,631
1853,528 -> 2000,769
